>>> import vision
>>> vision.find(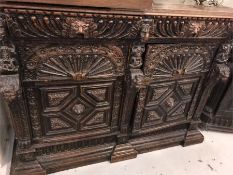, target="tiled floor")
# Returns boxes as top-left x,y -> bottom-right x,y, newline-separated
51,131 -> 233,175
